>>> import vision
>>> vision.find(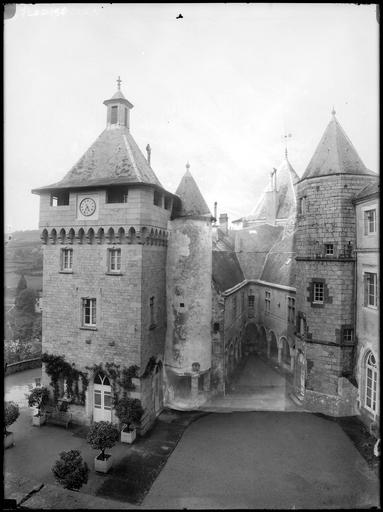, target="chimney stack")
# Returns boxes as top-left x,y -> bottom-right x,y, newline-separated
146,144 -> 151,165
219,213 -> 228,235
